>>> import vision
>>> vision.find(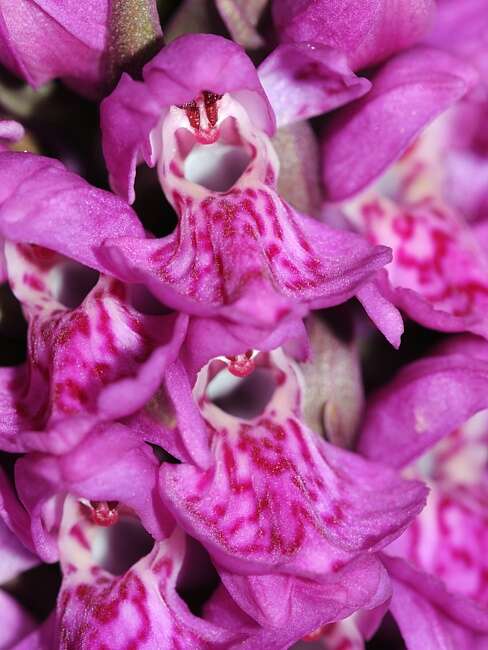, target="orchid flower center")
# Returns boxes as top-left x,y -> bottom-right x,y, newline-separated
88,500 -> 120,527
195,349 -> 298,421
177,90 -> 223,134
225,350 -> 256,378
151,91 -> 279,209
67,497 -> 153,576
